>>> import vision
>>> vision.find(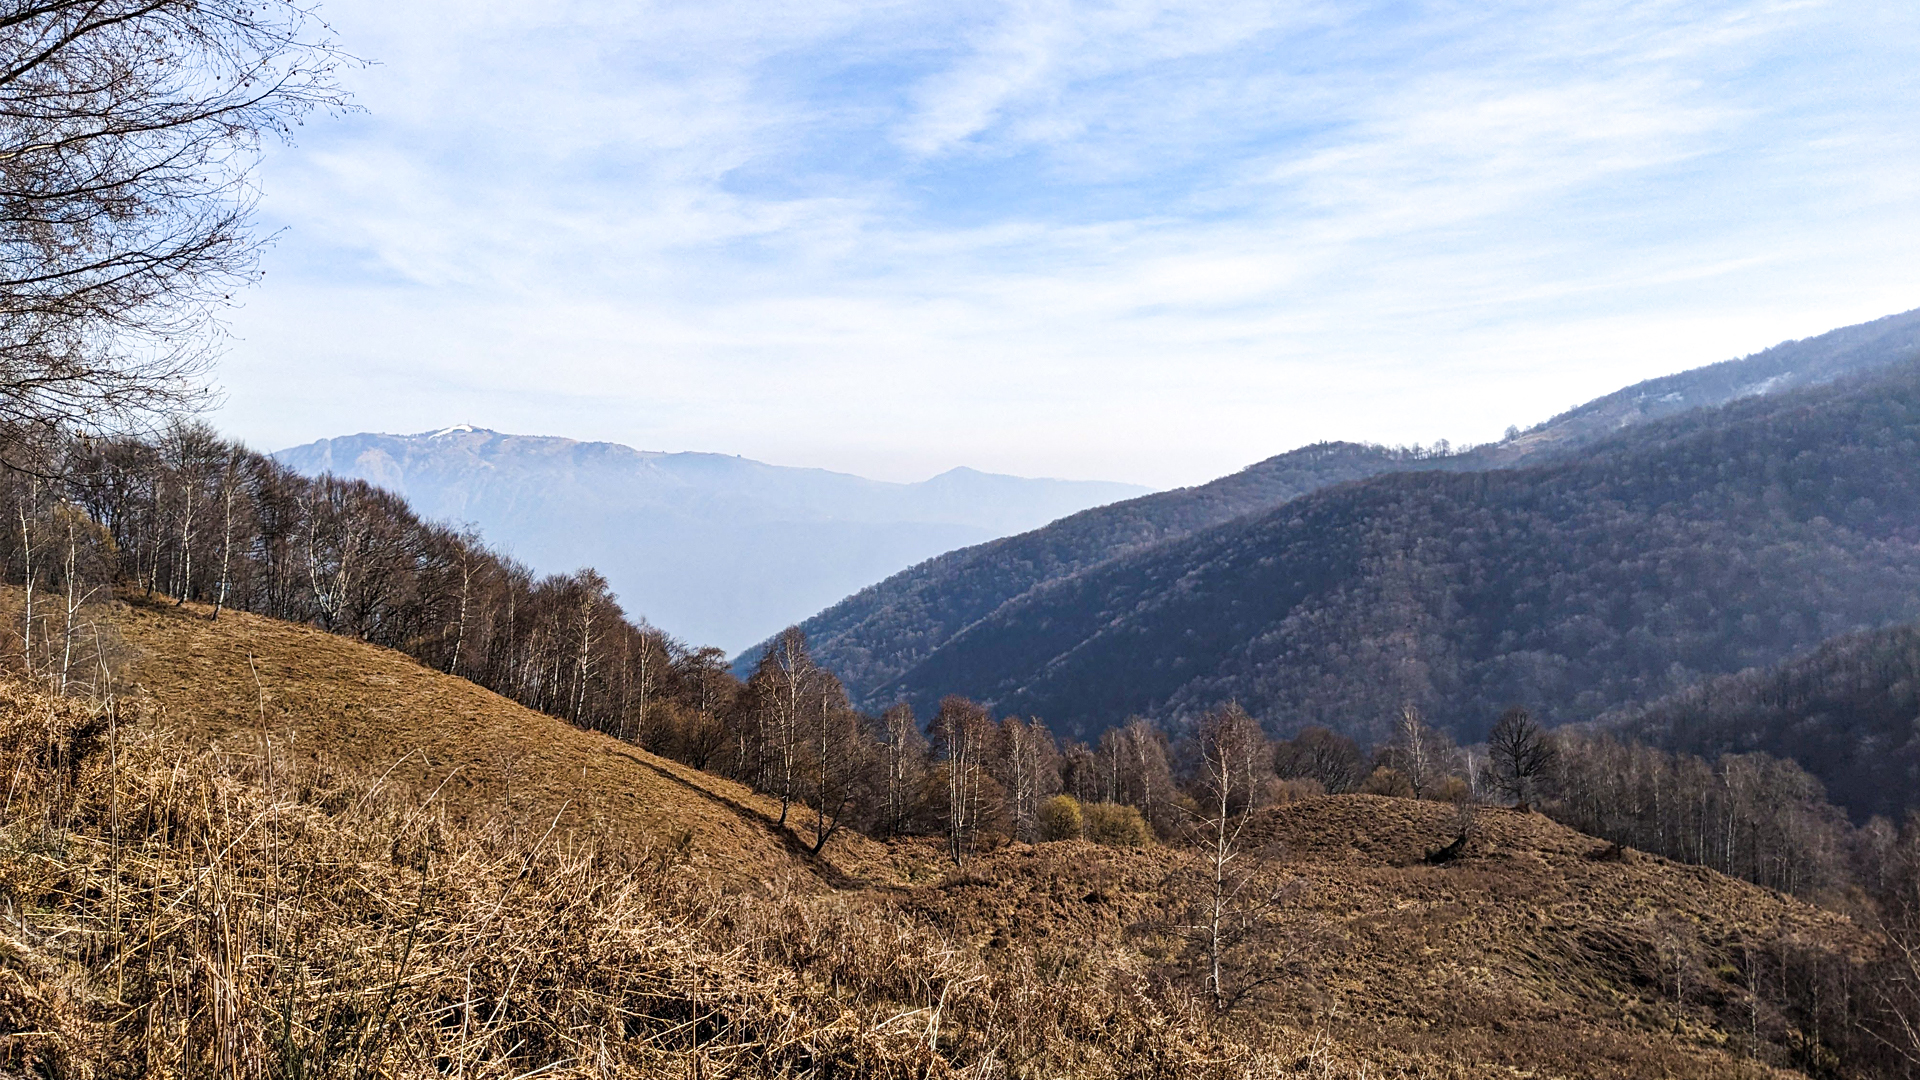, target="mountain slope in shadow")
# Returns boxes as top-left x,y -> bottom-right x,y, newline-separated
774,307 -> 1920,712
